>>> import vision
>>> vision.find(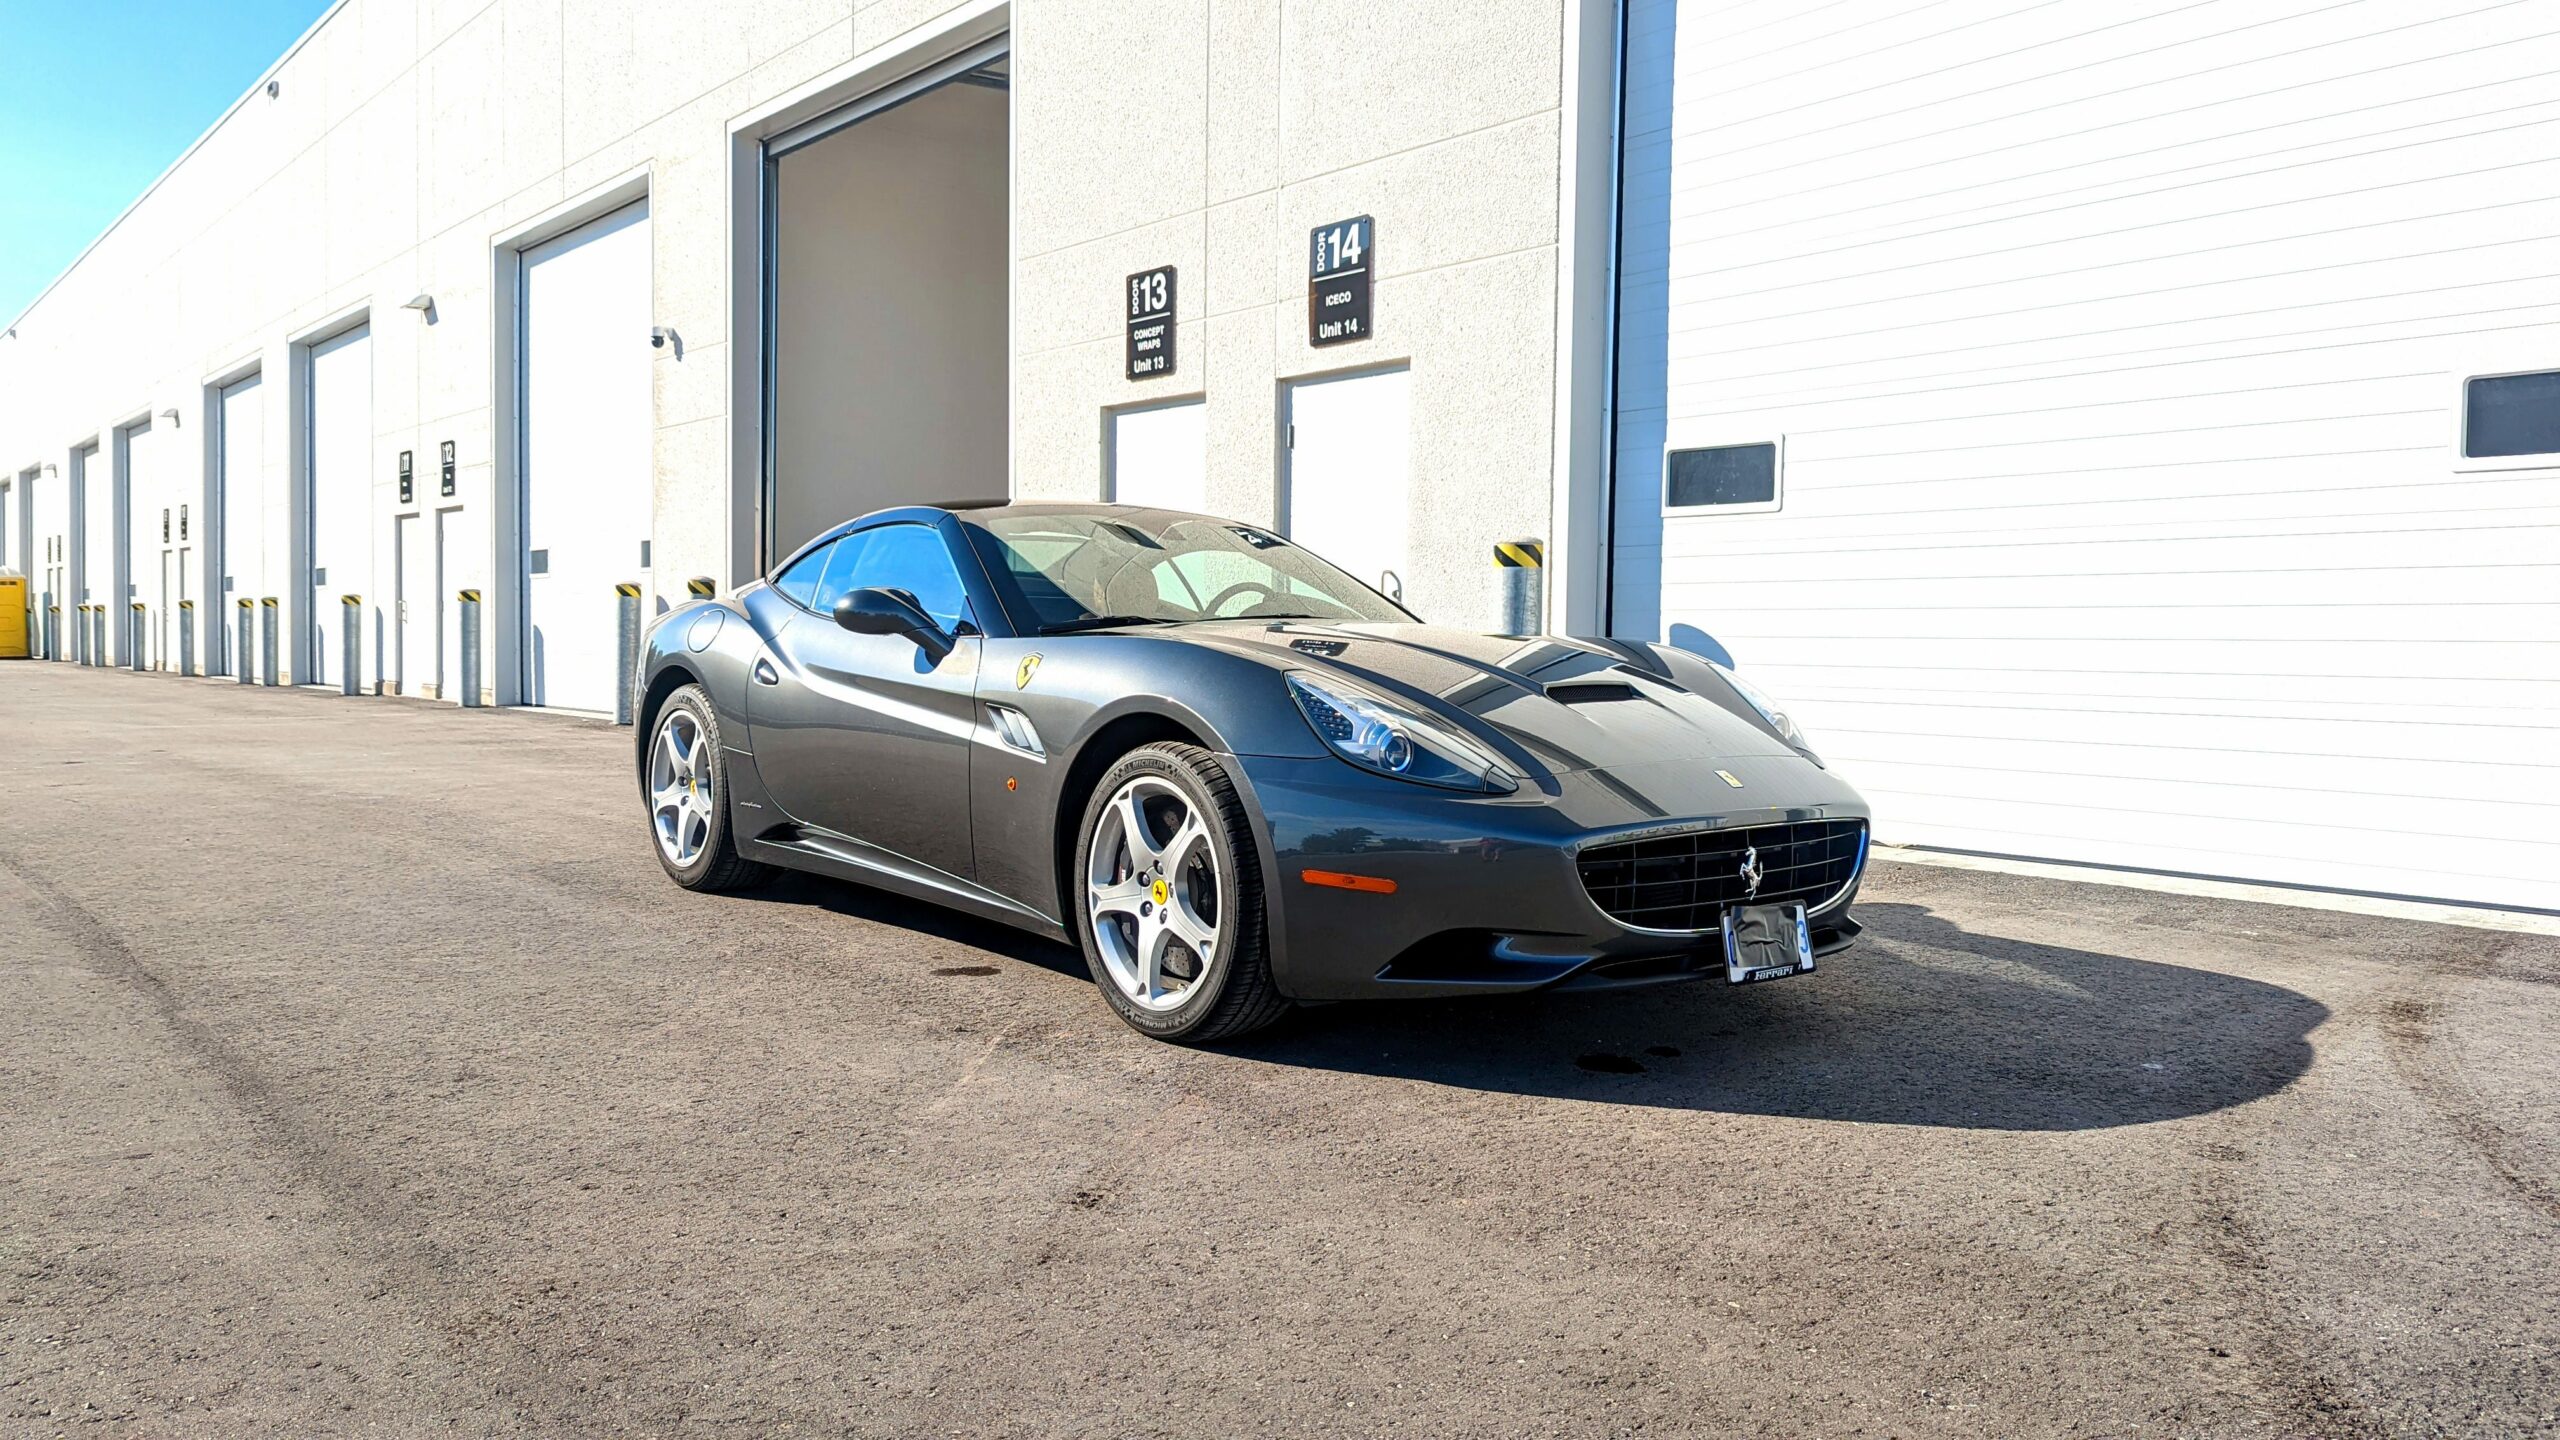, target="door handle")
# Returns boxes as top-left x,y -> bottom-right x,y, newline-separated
753,657 -> 779,686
